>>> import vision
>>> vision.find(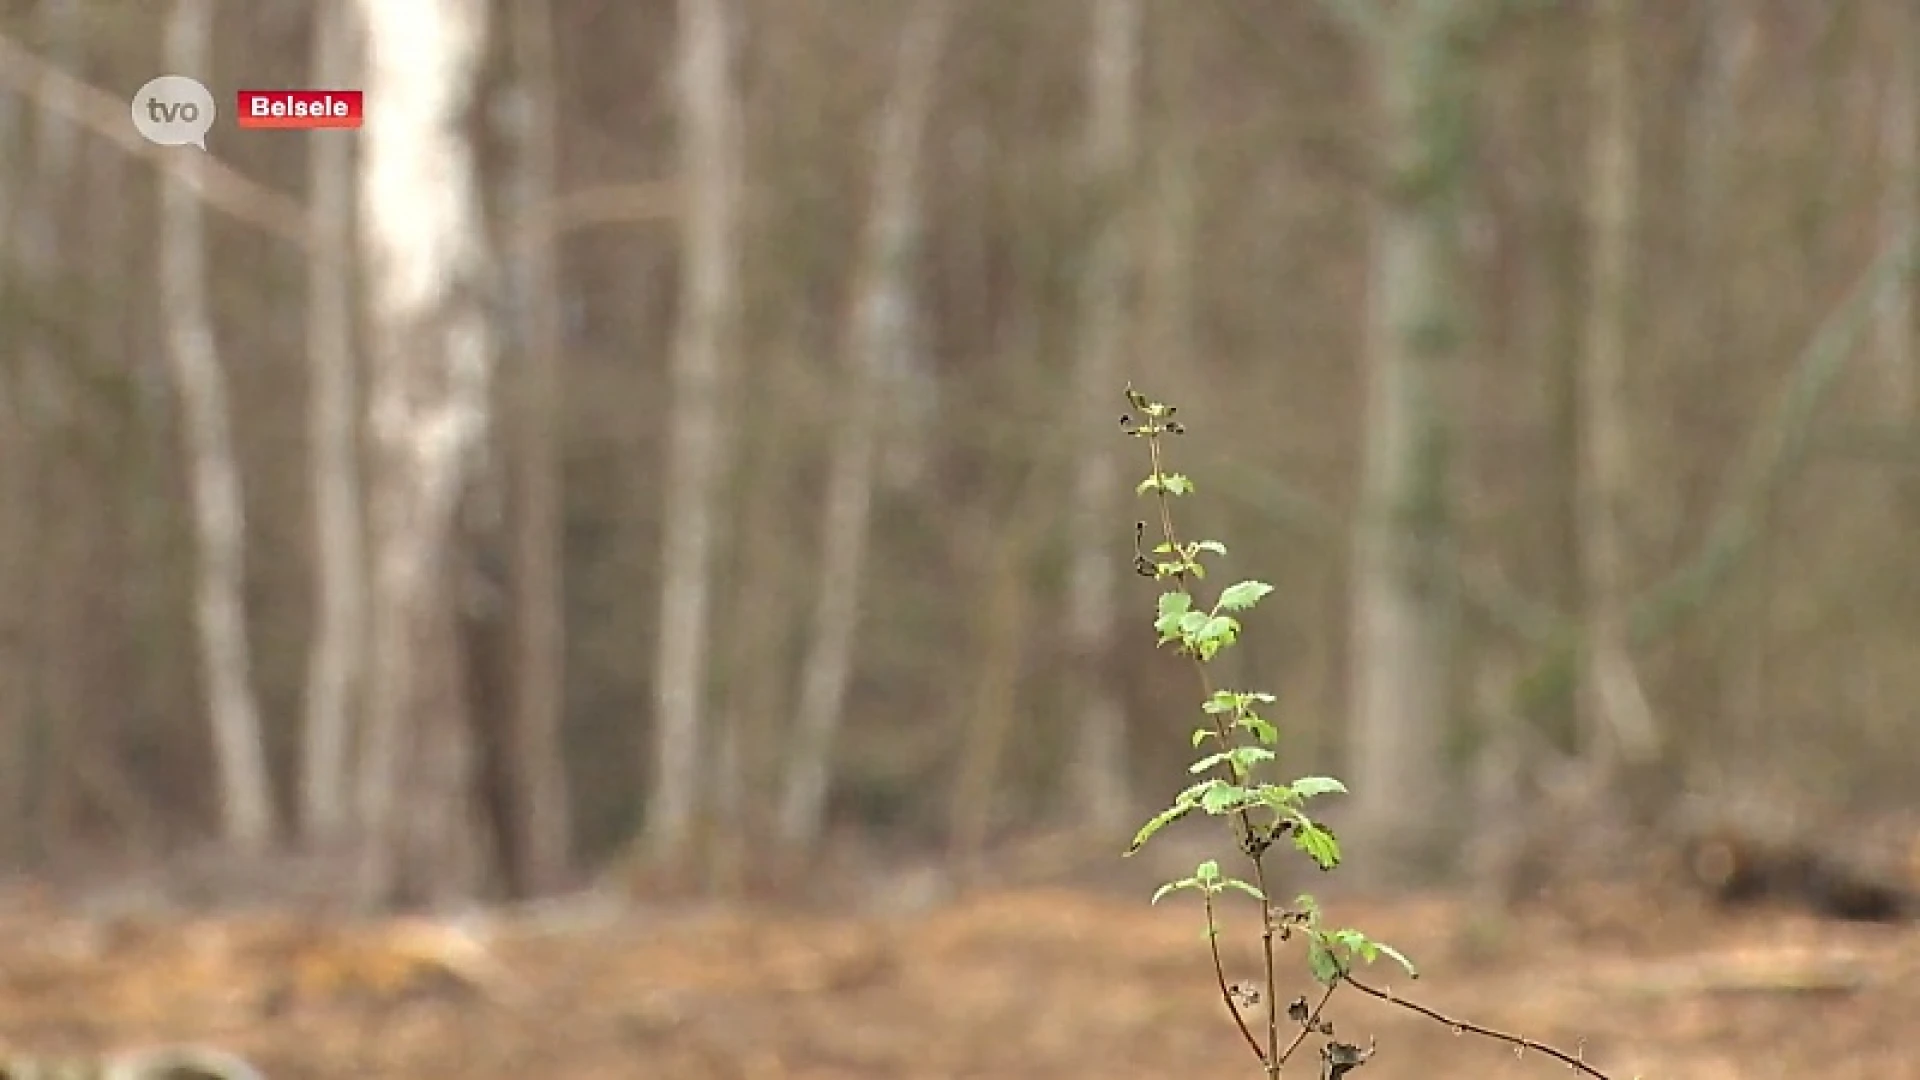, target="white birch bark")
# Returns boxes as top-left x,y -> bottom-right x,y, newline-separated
647,0 -> 744,862
354,0 -> 494,907
160,0 -> 279,853
1064,0 -> 1141,835
777,0 -> 950,849
300,1 -> 367,845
